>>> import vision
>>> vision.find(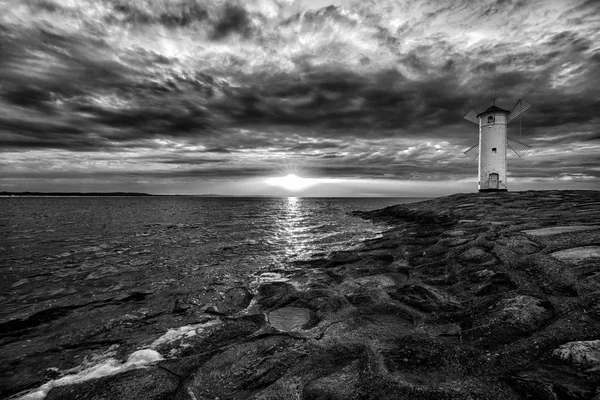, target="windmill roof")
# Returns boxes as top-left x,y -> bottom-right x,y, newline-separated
477,105 -> 510,117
